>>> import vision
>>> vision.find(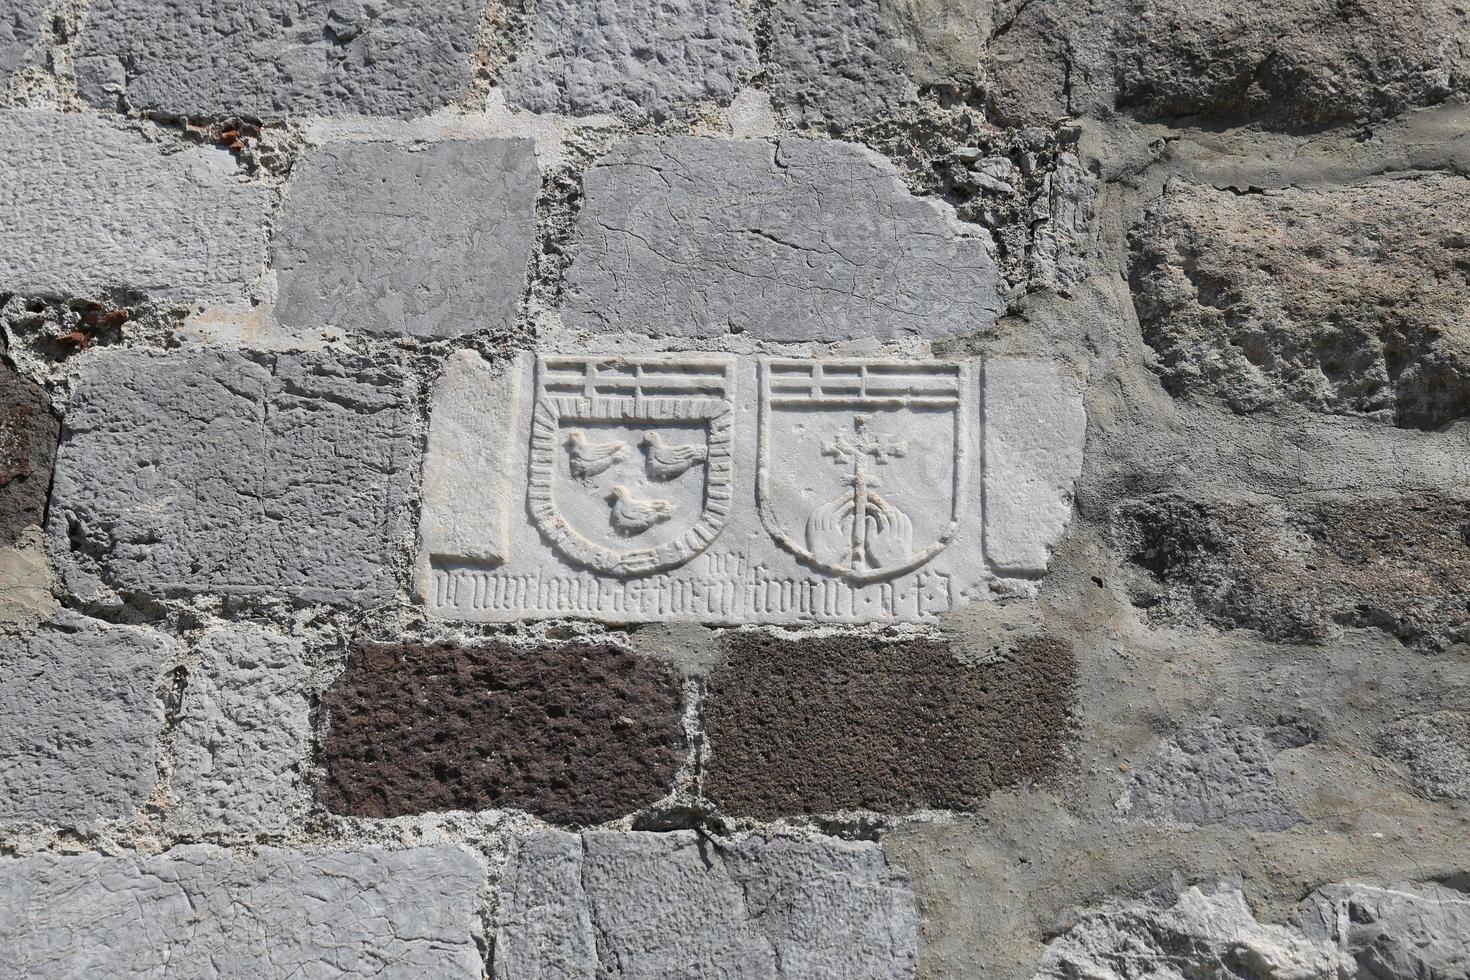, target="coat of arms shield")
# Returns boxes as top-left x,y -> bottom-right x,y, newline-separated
757,358 -> 971,583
